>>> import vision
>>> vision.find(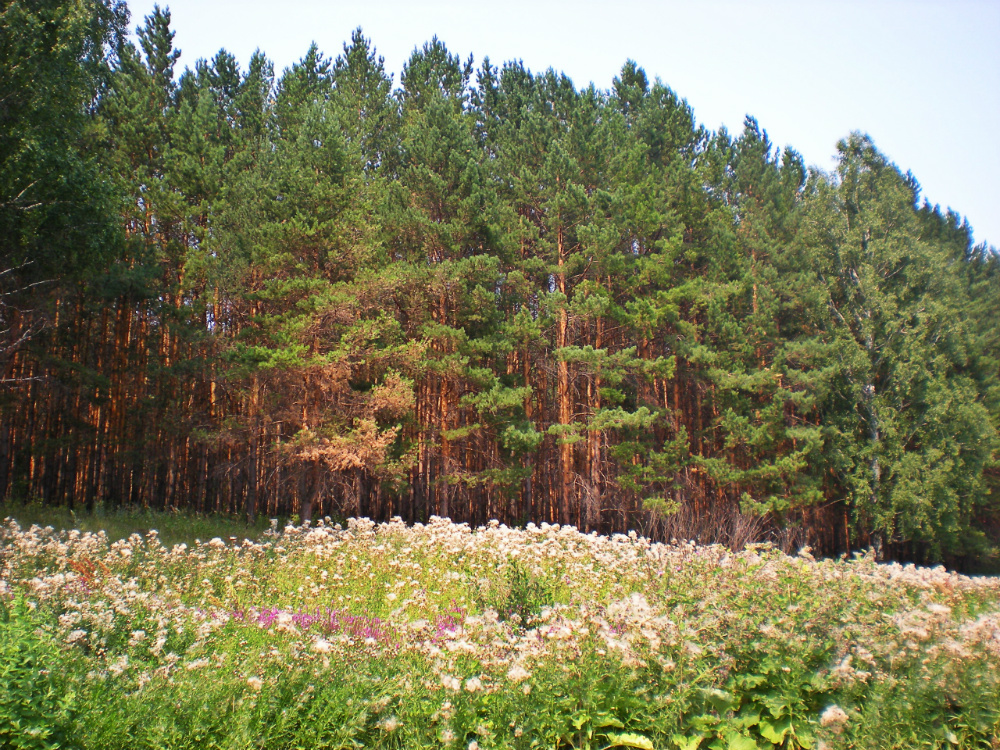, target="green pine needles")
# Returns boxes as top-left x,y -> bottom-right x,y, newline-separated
1,1 -> 998,569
